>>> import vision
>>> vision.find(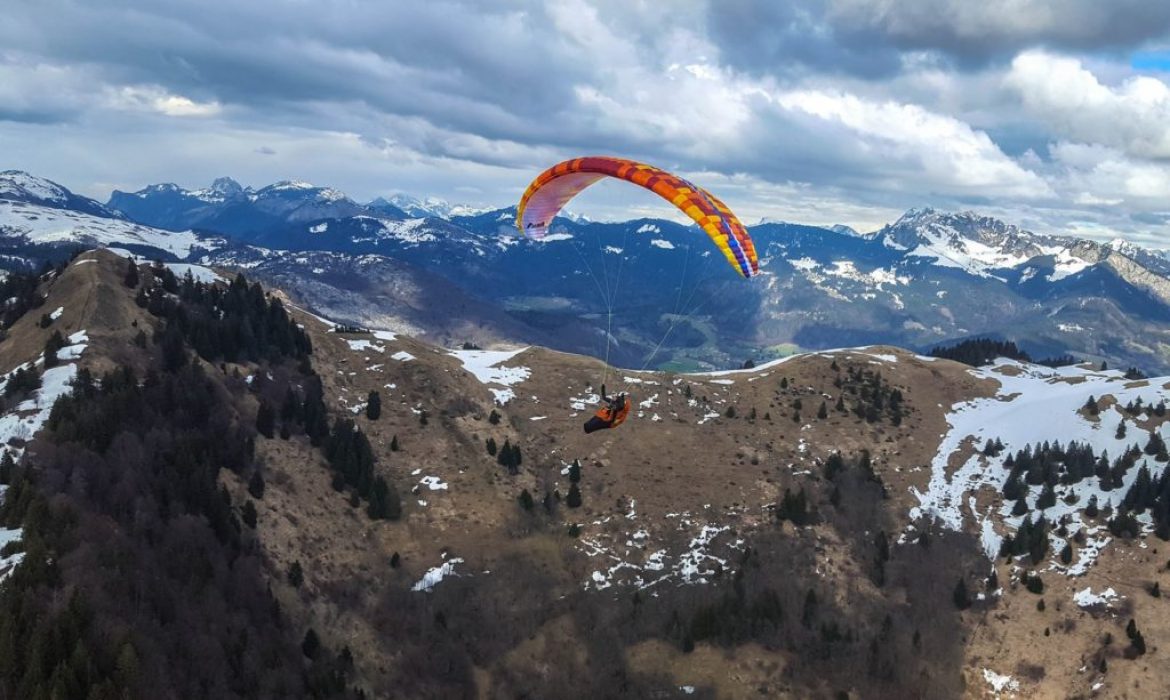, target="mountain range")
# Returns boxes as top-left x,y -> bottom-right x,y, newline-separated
4,169 -> 1170,373
2,249 -> 1168,696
